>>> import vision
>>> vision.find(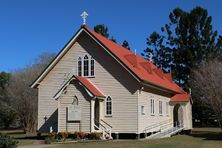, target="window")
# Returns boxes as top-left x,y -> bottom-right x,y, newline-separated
166,102 -> 169,115
105,96 -> 112,116
141,106 -> 145,115
77,55 -> 95,77
77,57 -> 82,76
91,57 -> 94,76
83,55 -> 89,76
150,99 -> 154,115
159,101 -> 163,115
